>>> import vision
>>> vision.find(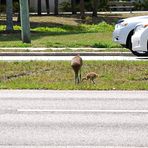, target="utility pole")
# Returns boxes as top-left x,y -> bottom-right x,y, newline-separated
6,0 -> 14,32
19,0 -> 31,43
